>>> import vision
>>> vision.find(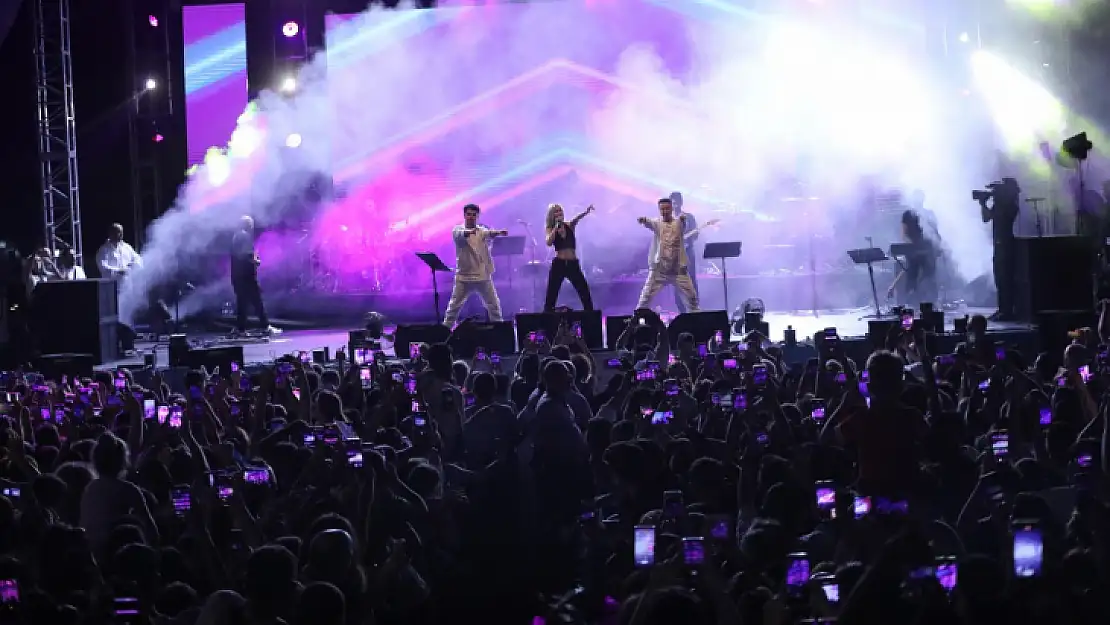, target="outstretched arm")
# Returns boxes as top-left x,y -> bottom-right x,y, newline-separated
637,217 -> 657,232
569,205 -> 595,227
